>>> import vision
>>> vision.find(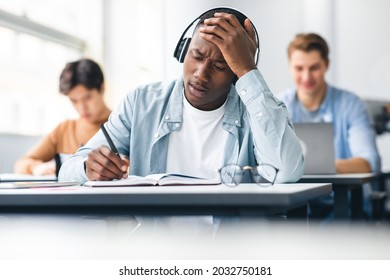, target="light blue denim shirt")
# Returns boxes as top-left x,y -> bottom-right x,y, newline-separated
278,84 -> 381,173
59,70 -> 304,183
